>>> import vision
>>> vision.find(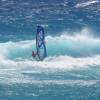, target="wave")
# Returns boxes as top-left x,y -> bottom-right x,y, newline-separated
0,28 -> 100,70
75,0 -> 99,8
0,28 -> 100,60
